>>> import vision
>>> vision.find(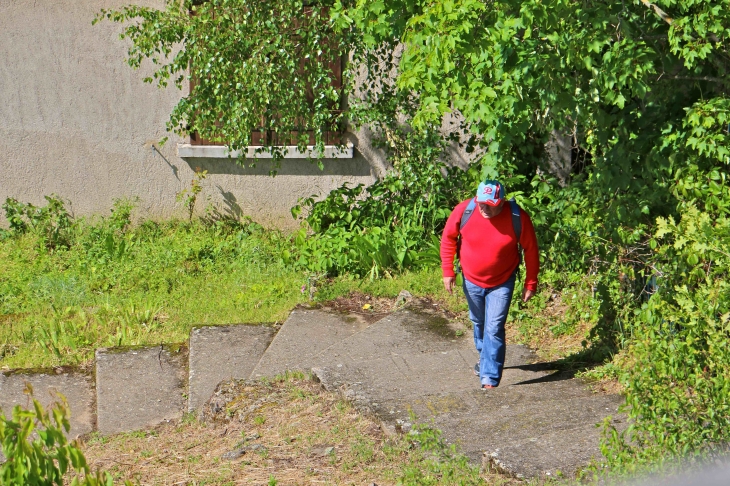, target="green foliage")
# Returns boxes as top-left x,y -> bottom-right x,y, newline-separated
0,199 -> 308,368
88,0 -> 730,476
398,424 -> 486,485
293,128 -> 480,277
599,207 -> 730,477
335,0 -> 730,171
176,168 -> 208,221
94,0 -> 349,160
1,196 -> 73,251
0,387 -> 127,485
